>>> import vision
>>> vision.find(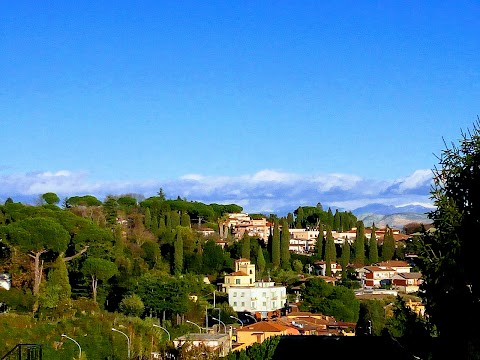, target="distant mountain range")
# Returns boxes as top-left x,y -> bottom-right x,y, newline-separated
352,203 -> 434,229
